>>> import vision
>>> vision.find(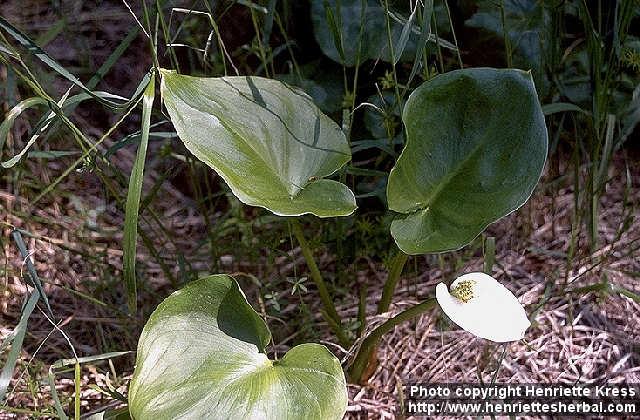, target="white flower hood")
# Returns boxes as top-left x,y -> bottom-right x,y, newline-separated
436,272 -> 530,342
